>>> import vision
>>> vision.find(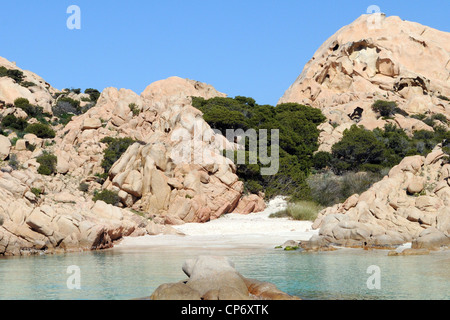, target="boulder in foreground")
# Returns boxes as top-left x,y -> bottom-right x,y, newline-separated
150,256 -> 301,300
